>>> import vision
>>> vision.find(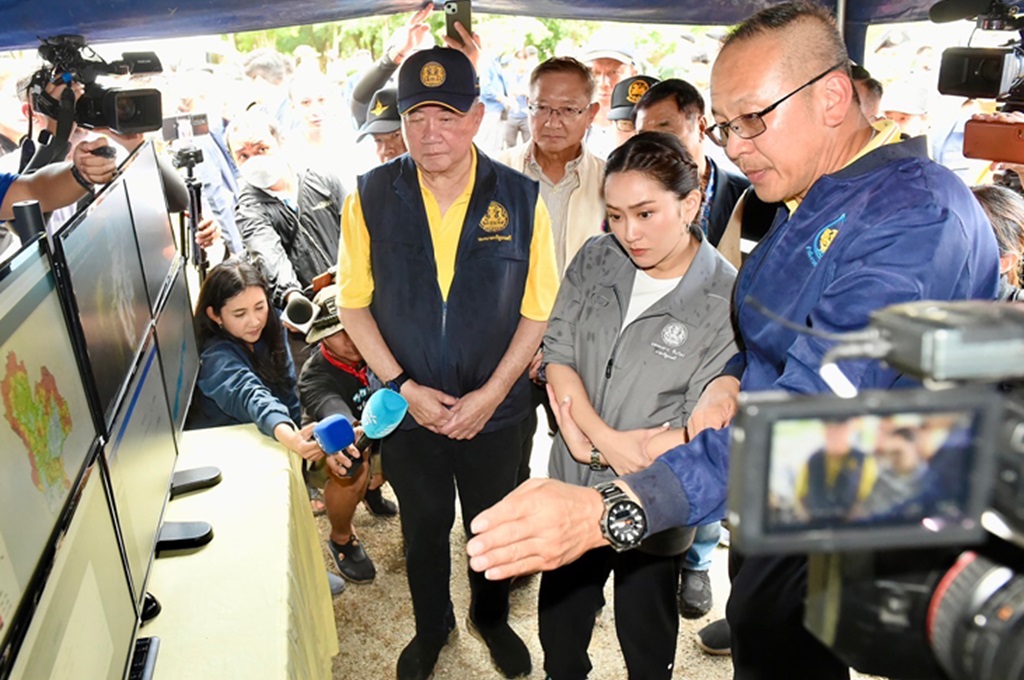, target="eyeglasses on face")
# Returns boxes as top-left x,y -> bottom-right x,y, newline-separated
706,62 -> 846,147
527,103 -> 589,121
